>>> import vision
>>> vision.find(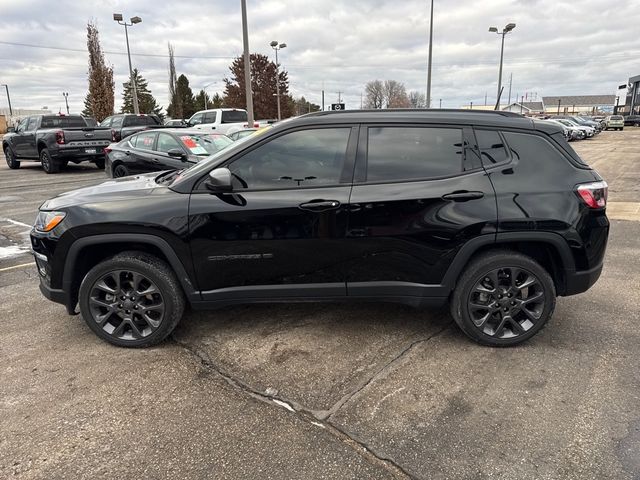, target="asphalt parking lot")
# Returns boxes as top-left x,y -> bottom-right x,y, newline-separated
1,131 -> 639,479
